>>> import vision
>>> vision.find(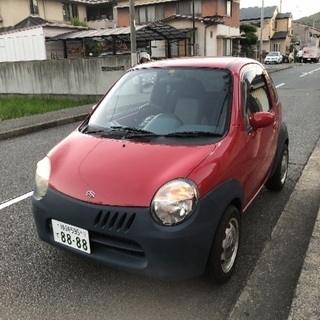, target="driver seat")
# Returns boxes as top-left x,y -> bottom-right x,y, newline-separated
173,78 -> 205,124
